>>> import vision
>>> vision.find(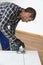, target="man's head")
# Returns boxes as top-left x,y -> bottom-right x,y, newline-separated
20,7 -> 36,22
